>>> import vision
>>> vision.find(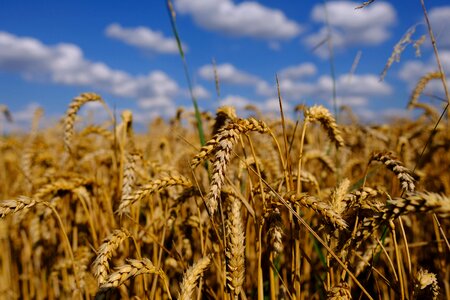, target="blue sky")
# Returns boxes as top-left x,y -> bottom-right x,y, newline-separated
1,0 -> 450,130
